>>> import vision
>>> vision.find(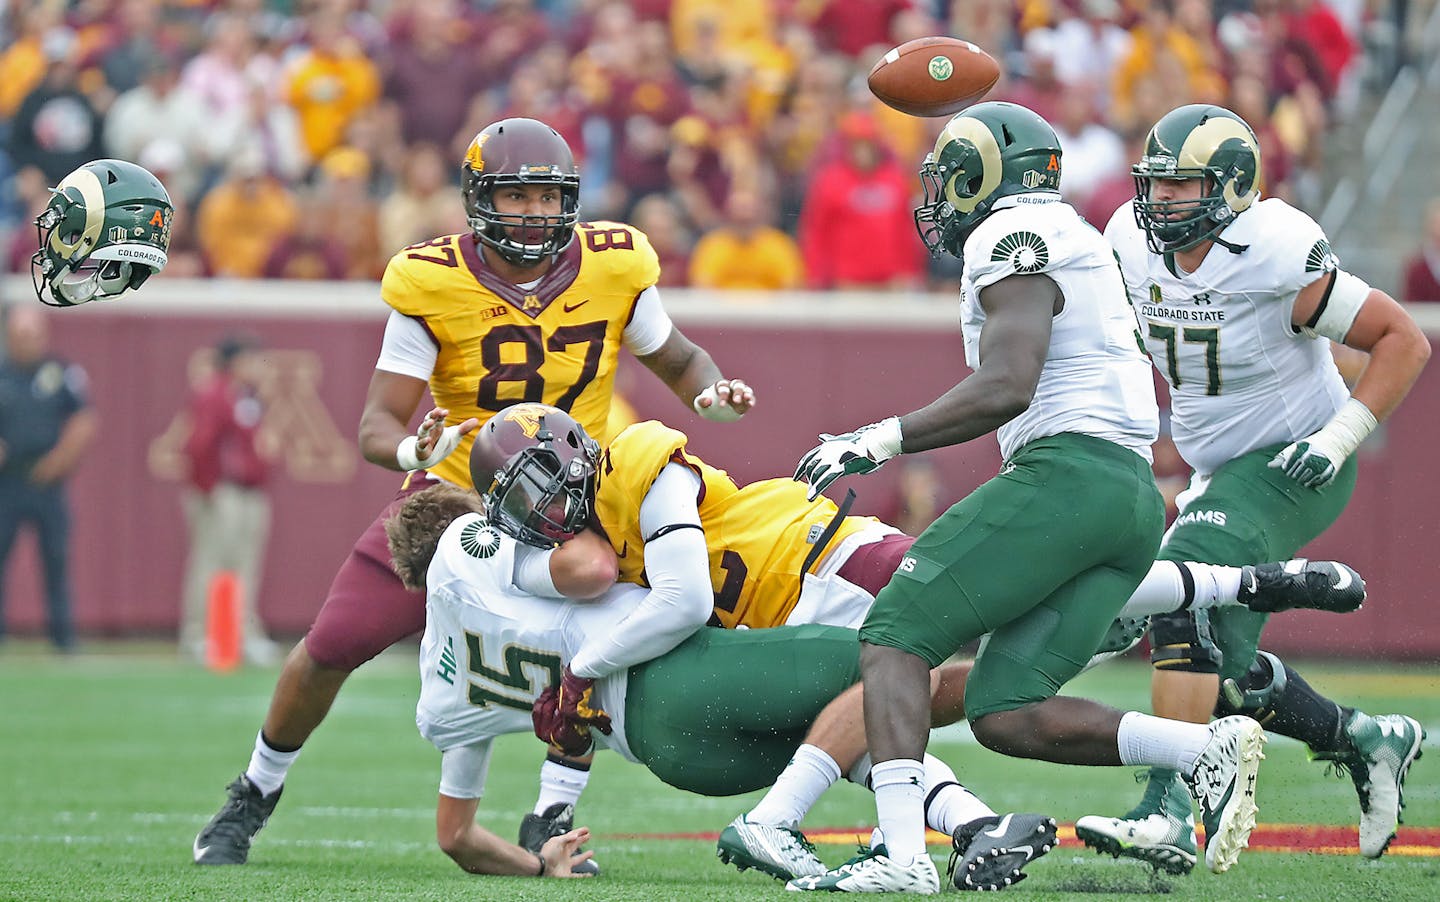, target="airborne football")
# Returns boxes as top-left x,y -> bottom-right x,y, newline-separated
866,36 -> 1001,118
